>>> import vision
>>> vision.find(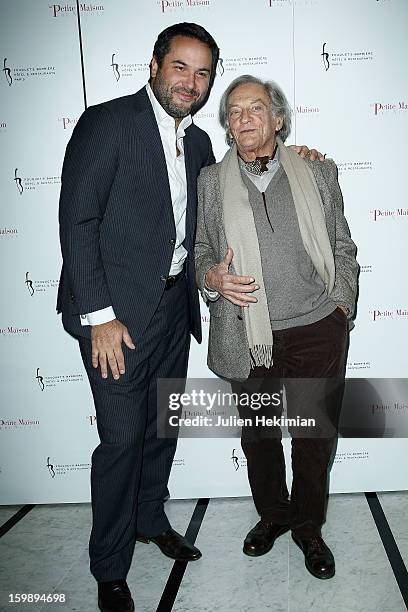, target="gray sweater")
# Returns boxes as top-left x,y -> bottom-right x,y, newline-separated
242,165 -> 336,330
